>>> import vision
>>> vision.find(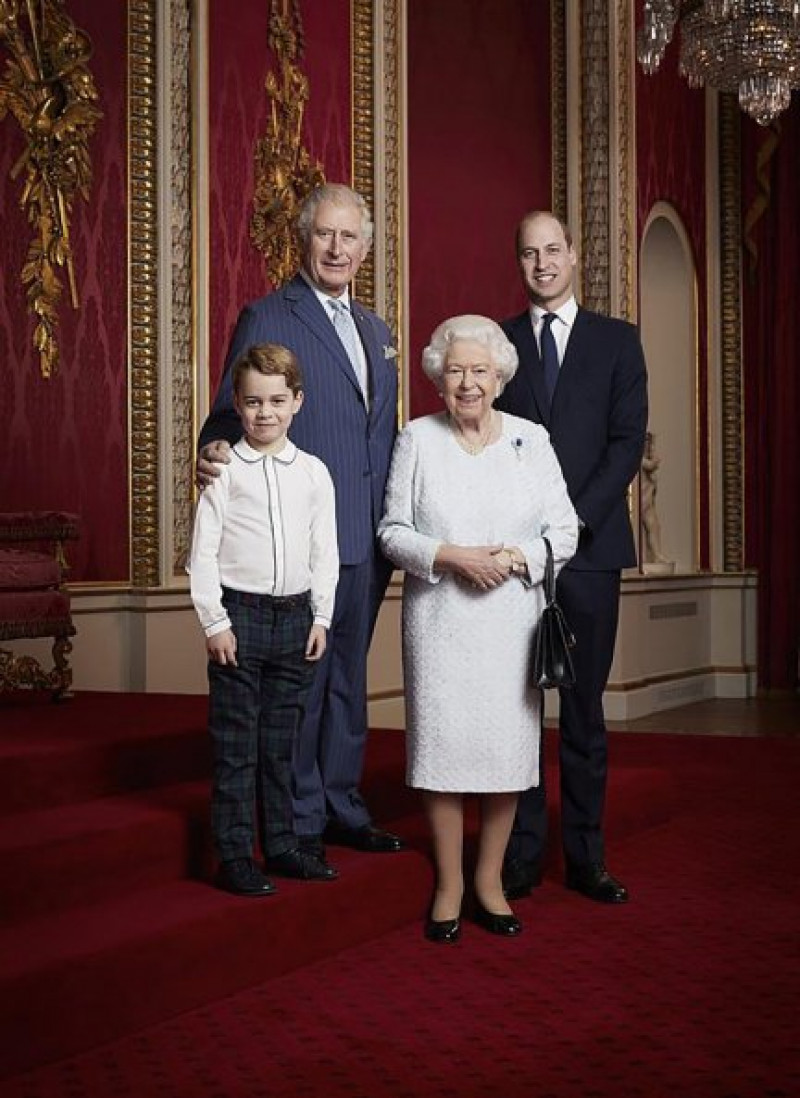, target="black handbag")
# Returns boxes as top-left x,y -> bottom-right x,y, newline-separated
531,537 -> 576,689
